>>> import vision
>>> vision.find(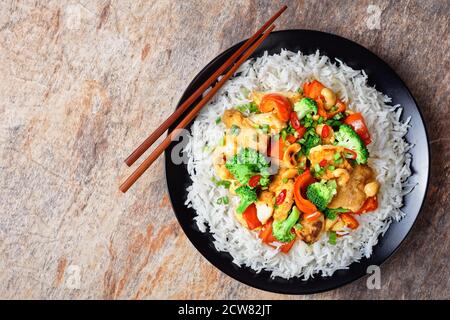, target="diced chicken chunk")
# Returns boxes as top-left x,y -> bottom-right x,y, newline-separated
296,215 -> 325,244
328,165 -> 376,212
